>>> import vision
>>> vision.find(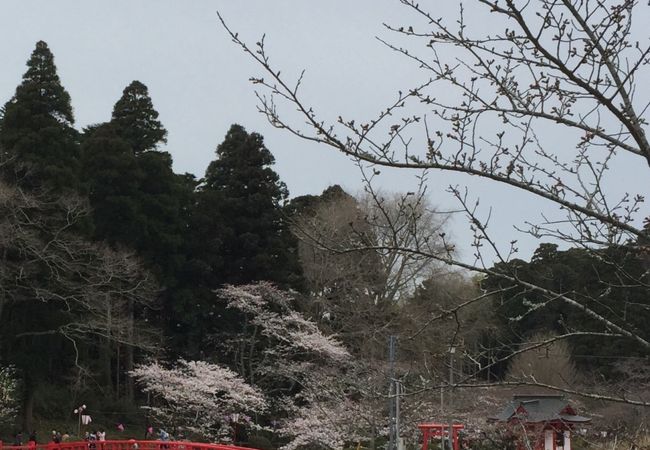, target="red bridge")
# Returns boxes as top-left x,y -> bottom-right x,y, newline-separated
0,441 -> 259,450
